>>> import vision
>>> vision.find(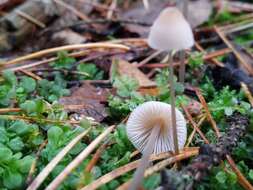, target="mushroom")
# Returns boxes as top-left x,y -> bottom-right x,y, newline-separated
127,101 -> 187,190
147,6 -> 194,155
